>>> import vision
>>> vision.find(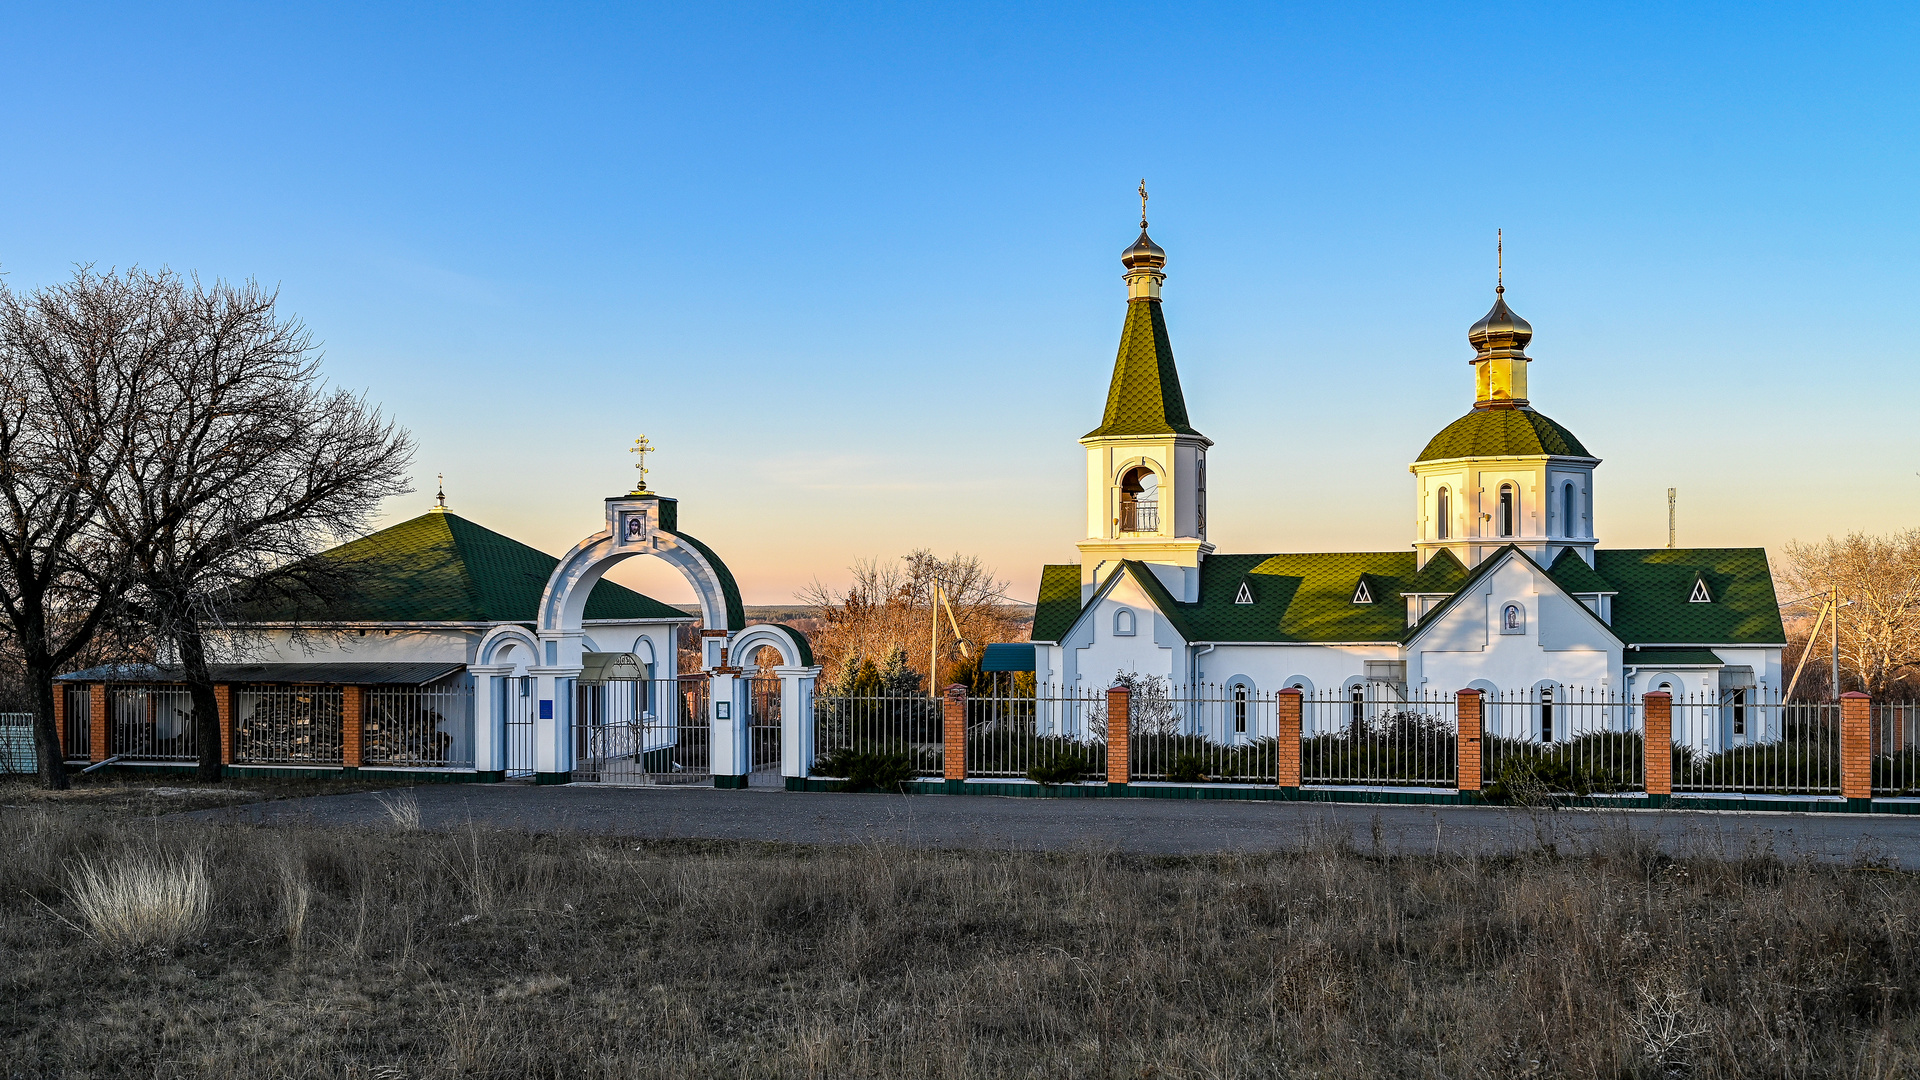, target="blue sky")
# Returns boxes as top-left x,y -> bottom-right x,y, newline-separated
4,3 -> 1916,604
